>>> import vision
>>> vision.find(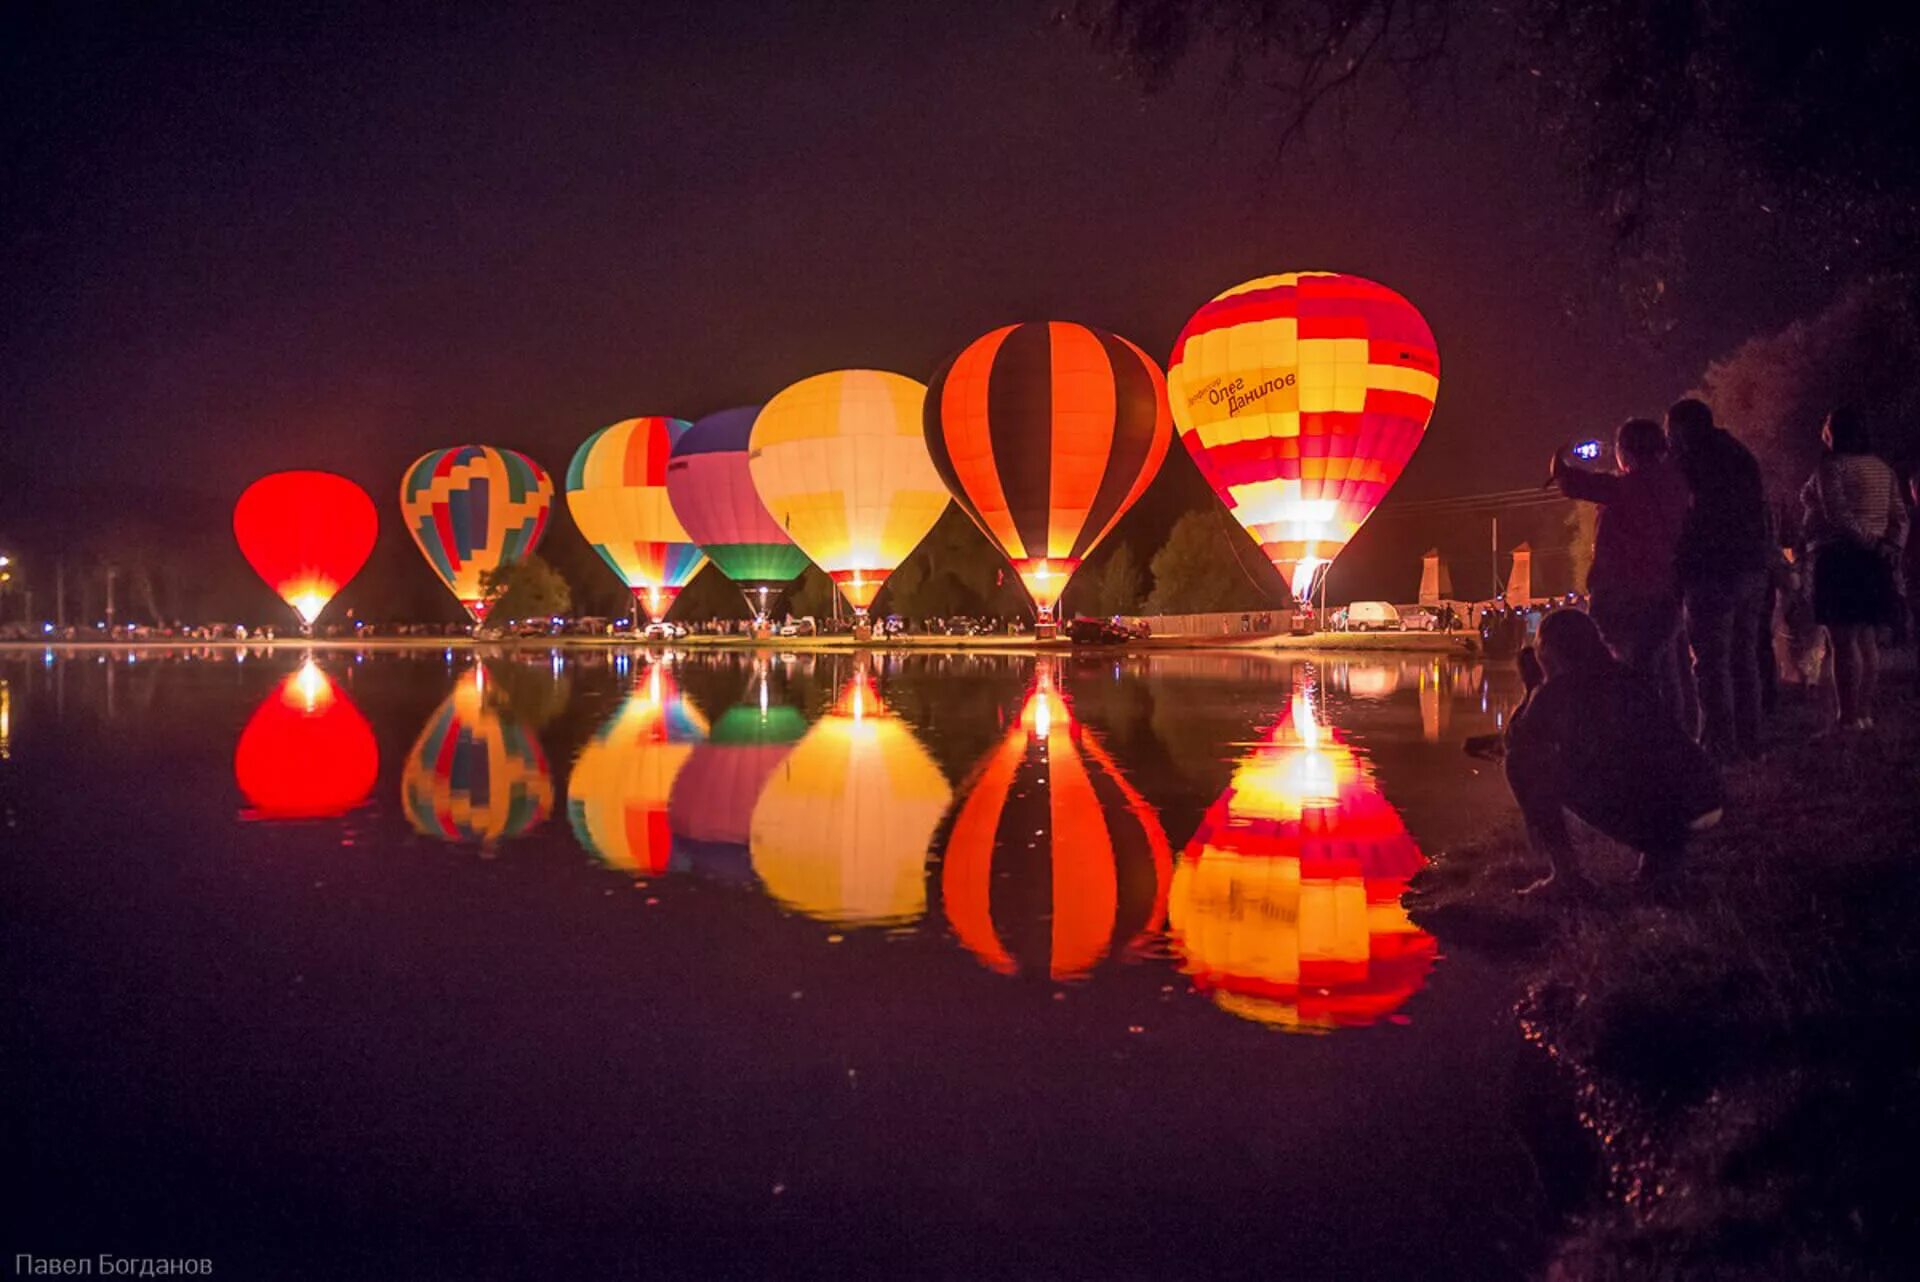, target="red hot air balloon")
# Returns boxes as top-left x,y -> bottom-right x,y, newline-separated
233,471 -> 379,630
926,323 -> 1171,623
234,660 -> 379,820
938,661 -> 1171,979
1167,273 -> 1439,603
